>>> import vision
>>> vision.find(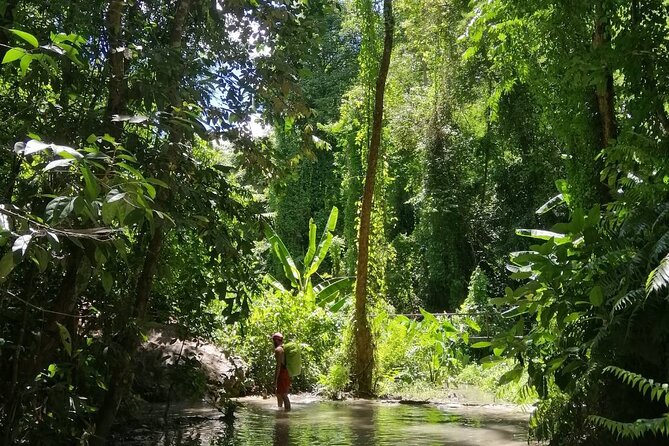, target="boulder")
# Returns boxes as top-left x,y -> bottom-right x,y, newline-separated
132,326 -> 247,403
